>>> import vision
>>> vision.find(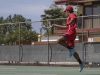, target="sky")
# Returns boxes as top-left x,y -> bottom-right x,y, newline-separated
0,0 -> 56,33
